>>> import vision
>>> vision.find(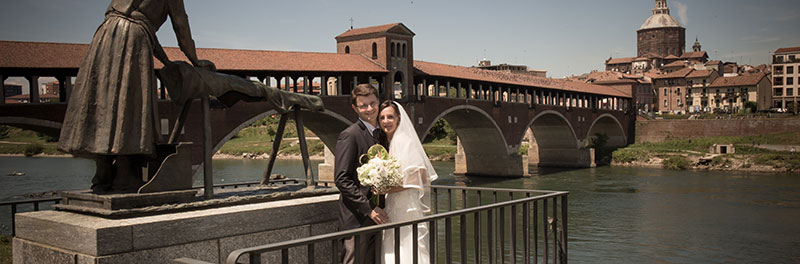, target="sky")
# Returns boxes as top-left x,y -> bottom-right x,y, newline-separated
1,0 -> 798,87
